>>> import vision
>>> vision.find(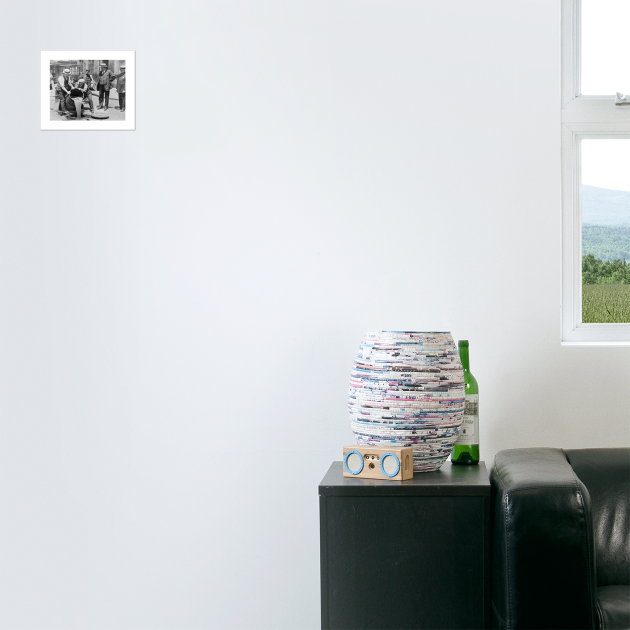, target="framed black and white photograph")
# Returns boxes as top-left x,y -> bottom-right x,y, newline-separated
41,51 -> 135,130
